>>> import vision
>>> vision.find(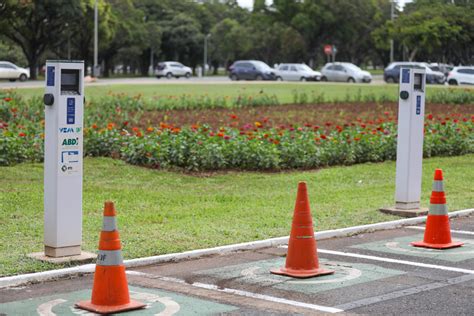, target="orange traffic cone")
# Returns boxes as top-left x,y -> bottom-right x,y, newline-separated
411,169 -> 463,249
76,201 -> 145,314
271,182 -> 334,278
